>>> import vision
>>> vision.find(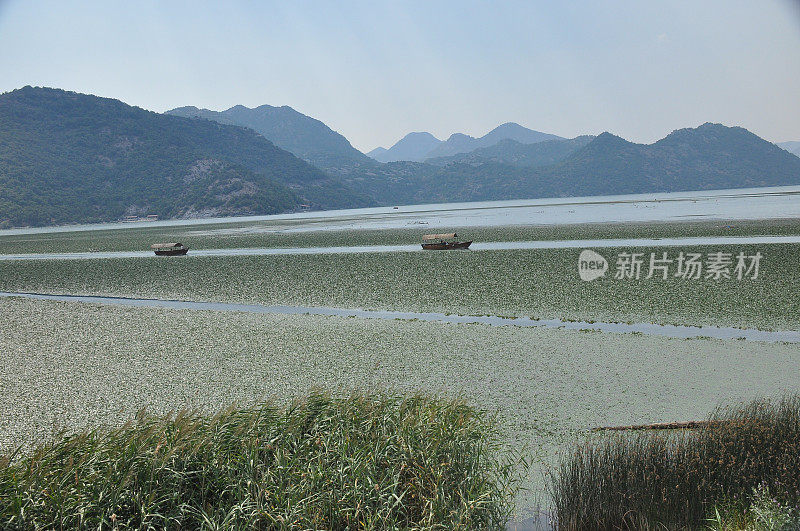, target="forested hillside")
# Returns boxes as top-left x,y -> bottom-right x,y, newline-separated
0,87 -> 369,227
